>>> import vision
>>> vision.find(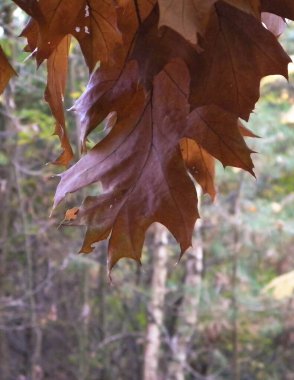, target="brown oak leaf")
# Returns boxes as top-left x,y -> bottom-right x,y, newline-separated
157,0 -> 262,46
45,36 -> 73,165
224,0 -> 260,17
157,0 -> 217,45
17,0 -> 121,67
0,46 -> 16,94
188,2 -> 291,120
55,60 -> 198,270
15,0 -> 85,64
9,0 -> 294,270
20,22 -> 73,165
55,58 -> 255,269
131,5 -> 290,120
71,0 -> 122,71
180,138 -> 216,199
74,0 -> 156,149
